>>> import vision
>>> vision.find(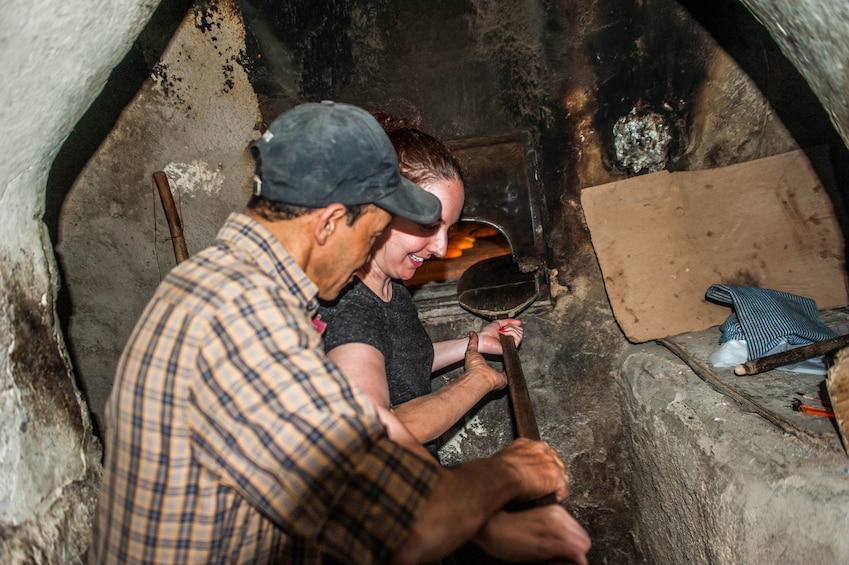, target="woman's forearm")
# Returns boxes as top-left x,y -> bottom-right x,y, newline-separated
392,371 -> 493,443
431,337 -> 469,372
